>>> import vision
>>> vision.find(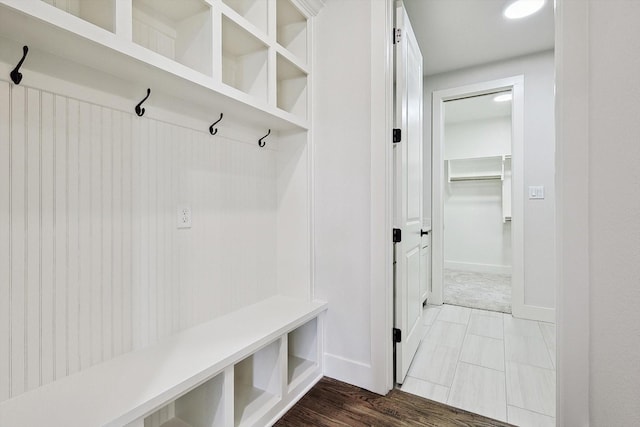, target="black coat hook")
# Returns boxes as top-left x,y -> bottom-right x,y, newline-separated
209,113 -> 223,135
258,129 -> 271,147
135,88 -> 151,117
10,46 -> 29,85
